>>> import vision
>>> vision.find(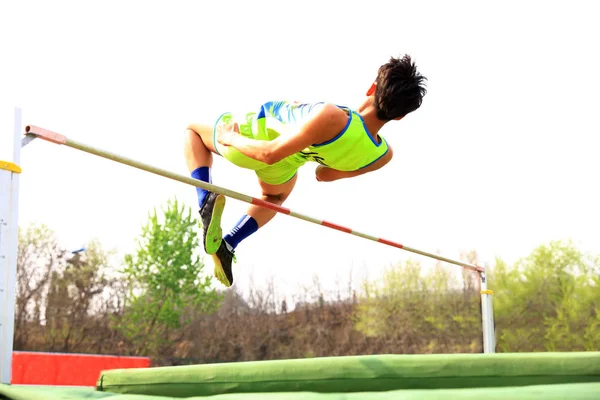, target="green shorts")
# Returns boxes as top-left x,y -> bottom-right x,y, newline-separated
213,112 -> 300,185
